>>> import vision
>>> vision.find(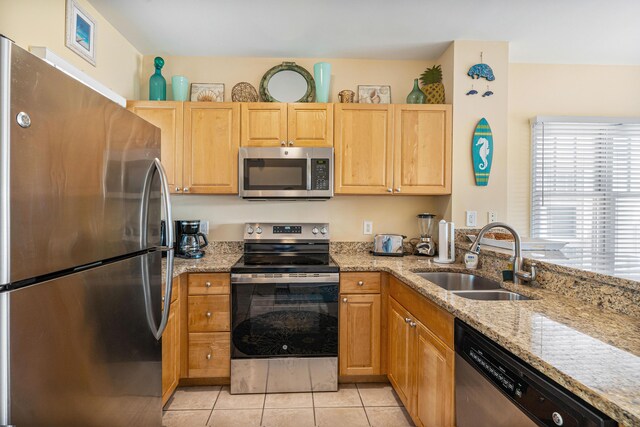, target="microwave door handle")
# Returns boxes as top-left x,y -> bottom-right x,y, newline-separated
306,157 -> 312,191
